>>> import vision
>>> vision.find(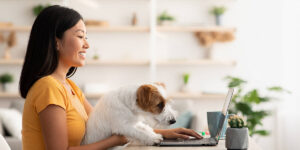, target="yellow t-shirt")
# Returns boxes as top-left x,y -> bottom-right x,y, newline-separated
22,76 -> 87,150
